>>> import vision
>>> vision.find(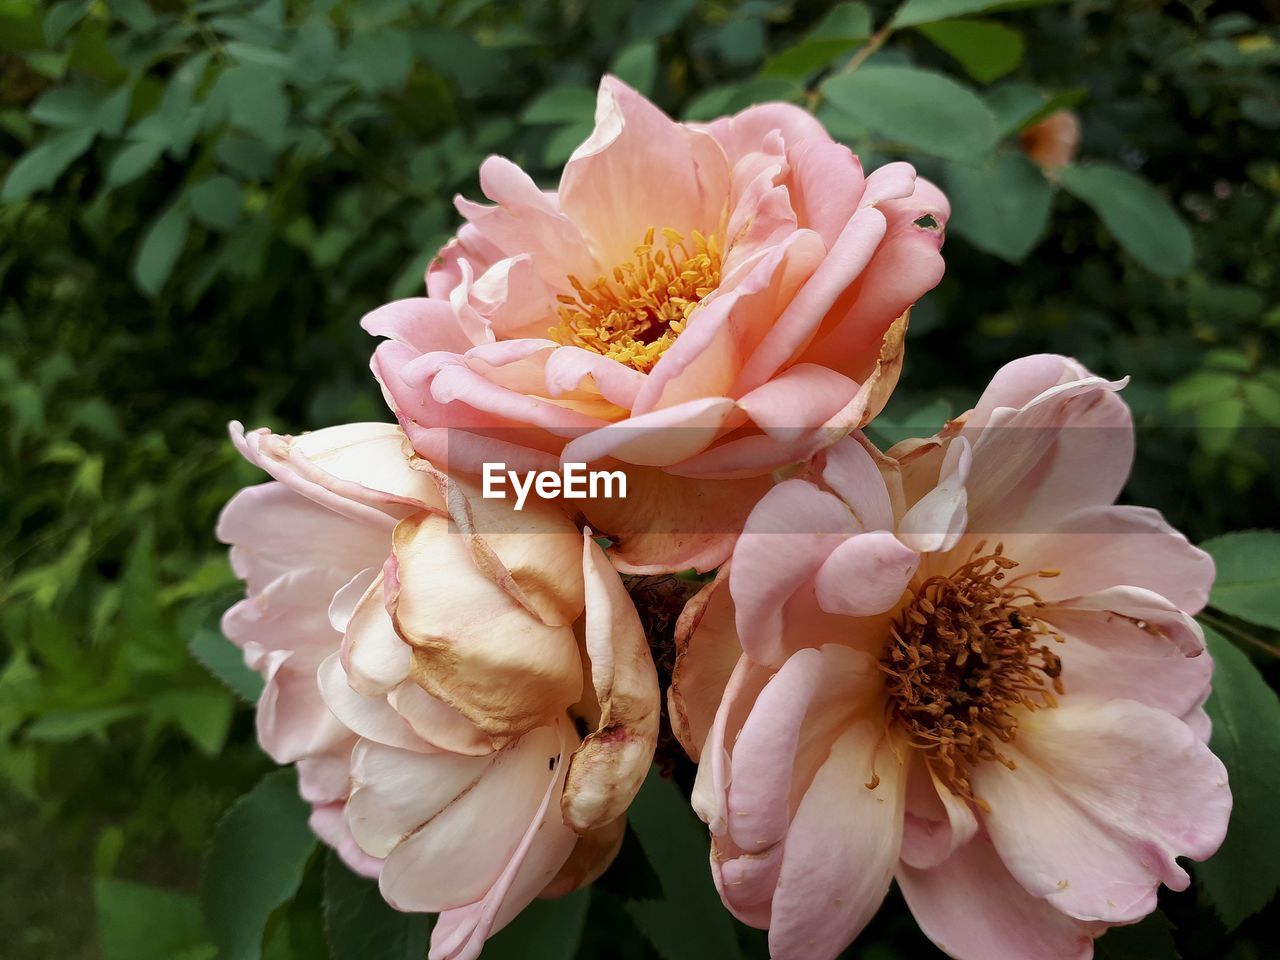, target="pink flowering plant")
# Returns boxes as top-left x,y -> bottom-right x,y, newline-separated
200,72 -> 1264,960
11,3 -> 1279,960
